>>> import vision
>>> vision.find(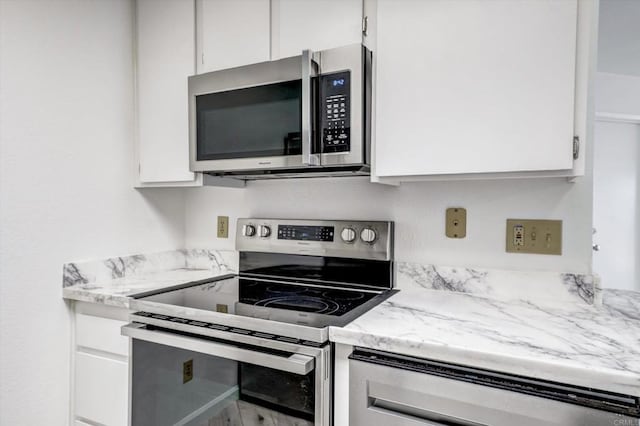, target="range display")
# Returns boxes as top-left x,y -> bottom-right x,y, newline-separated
278,225 -> 335,241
